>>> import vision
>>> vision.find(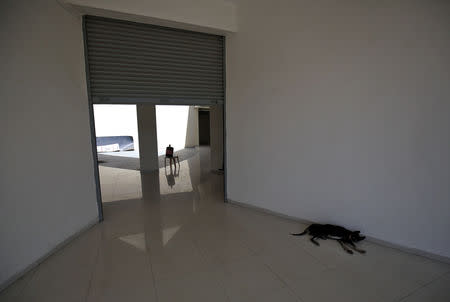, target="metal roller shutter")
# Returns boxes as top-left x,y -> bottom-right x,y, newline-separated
83,16 -> 224,105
